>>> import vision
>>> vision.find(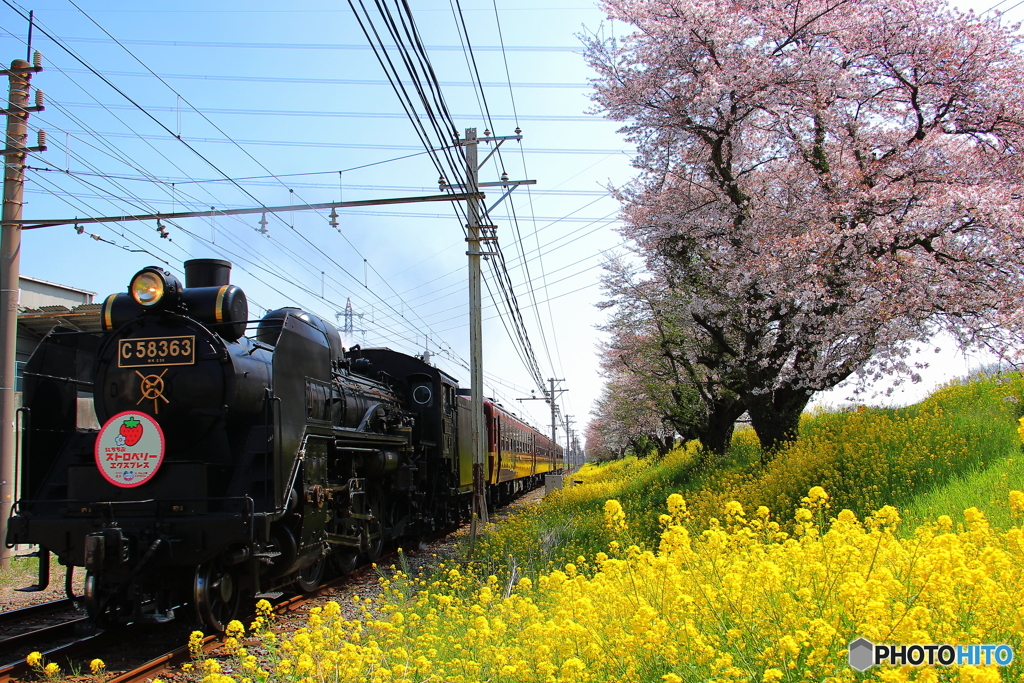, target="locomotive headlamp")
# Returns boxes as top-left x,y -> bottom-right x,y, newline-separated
129,267 -> 182,310
131,271 -> 164,306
